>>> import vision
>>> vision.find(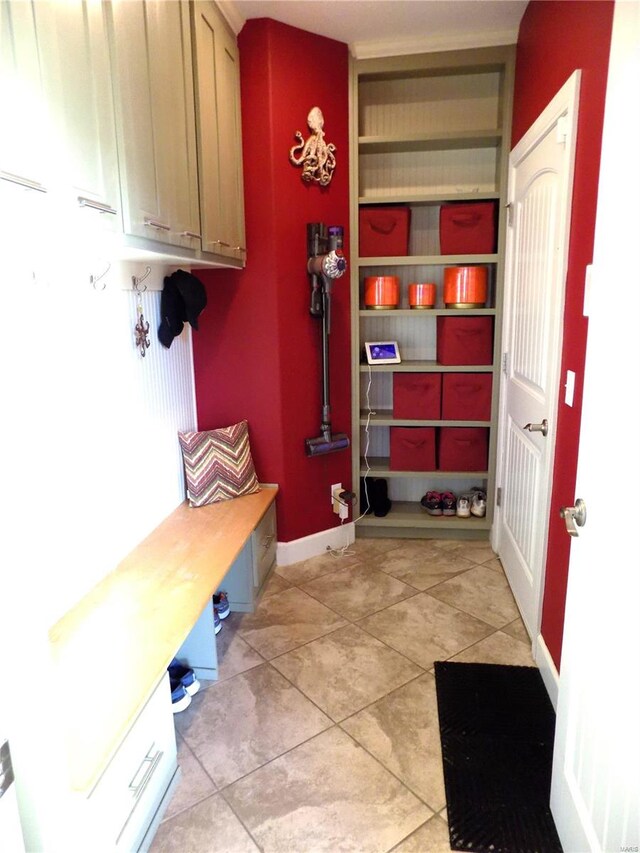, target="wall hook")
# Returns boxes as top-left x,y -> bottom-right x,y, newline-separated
90,262 -> 111,291
132,265 -> 151,292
